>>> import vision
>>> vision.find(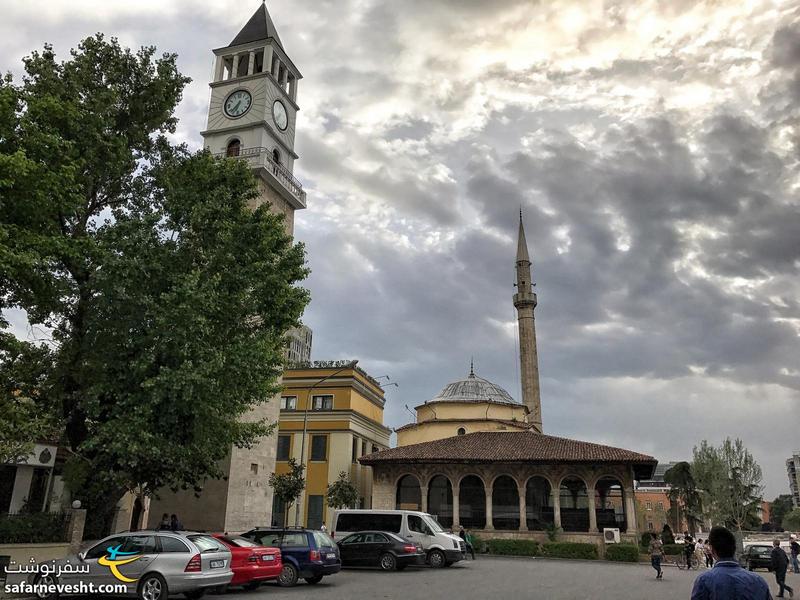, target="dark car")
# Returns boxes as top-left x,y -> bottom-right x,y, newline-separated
240,528 -> 341,587
337,531 -> 425,571
740,545 -> 774,571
